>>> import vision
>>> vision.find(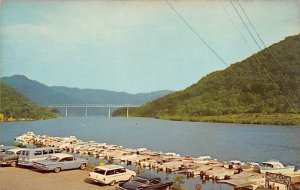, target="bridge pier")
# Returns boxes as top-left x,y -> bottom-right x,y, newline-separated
126,107 -> 129,118
65,106 -> 68,117
108,106 -> 111,118
85,106 -> 88,117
